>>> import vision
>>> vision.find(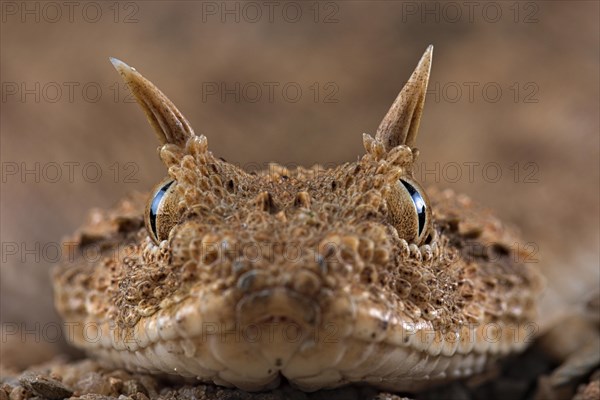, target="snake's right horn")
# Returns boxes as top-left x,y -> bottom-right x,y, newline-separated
110,57 -> 195,148
375,45 -> 432,151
